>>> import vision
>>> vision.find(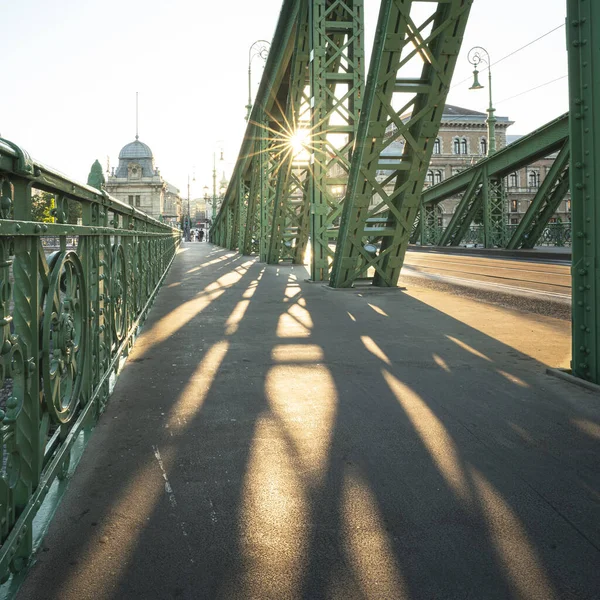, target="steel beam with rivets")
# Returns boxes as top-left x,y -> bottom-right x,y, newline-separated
567,0 -> 599,384
329,0 -> 473,288
308,0 -> 364,281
